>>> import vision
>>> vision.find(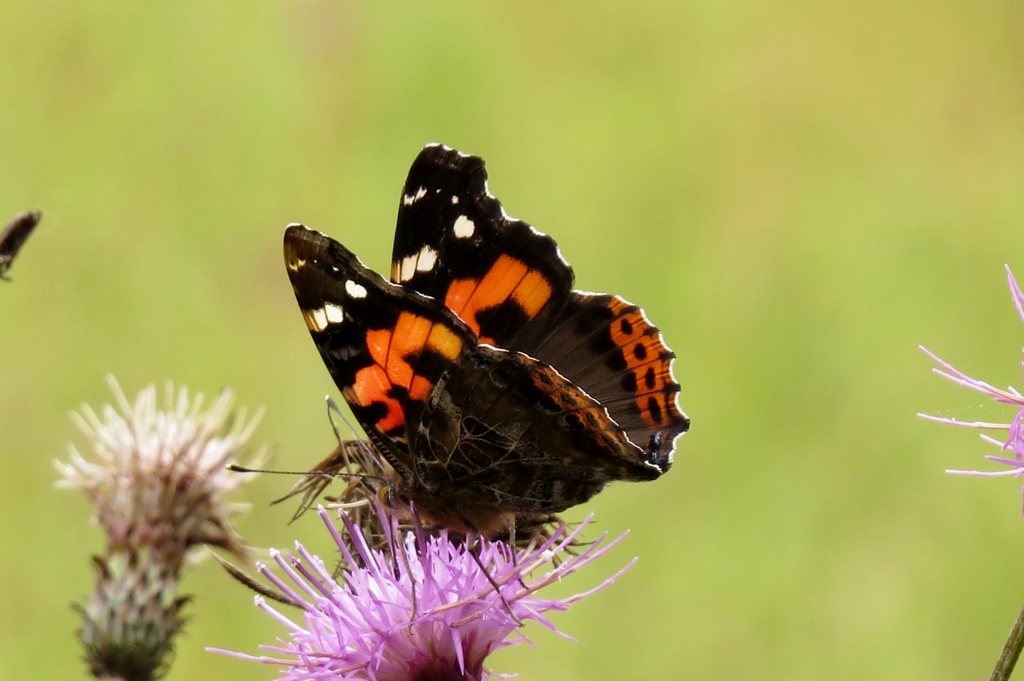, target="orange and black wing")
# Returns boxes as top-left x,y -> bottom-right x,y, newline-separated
529,293 -> 688,471
390,145 -> 688,472
284,223 -> 477,478
390,144 -> 575,351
